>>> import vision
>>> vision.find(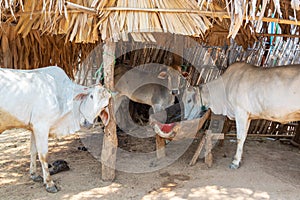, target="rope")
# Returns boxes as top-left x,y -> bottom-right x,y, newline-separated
94,63 -> 104,81
94,51 -> 117,82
